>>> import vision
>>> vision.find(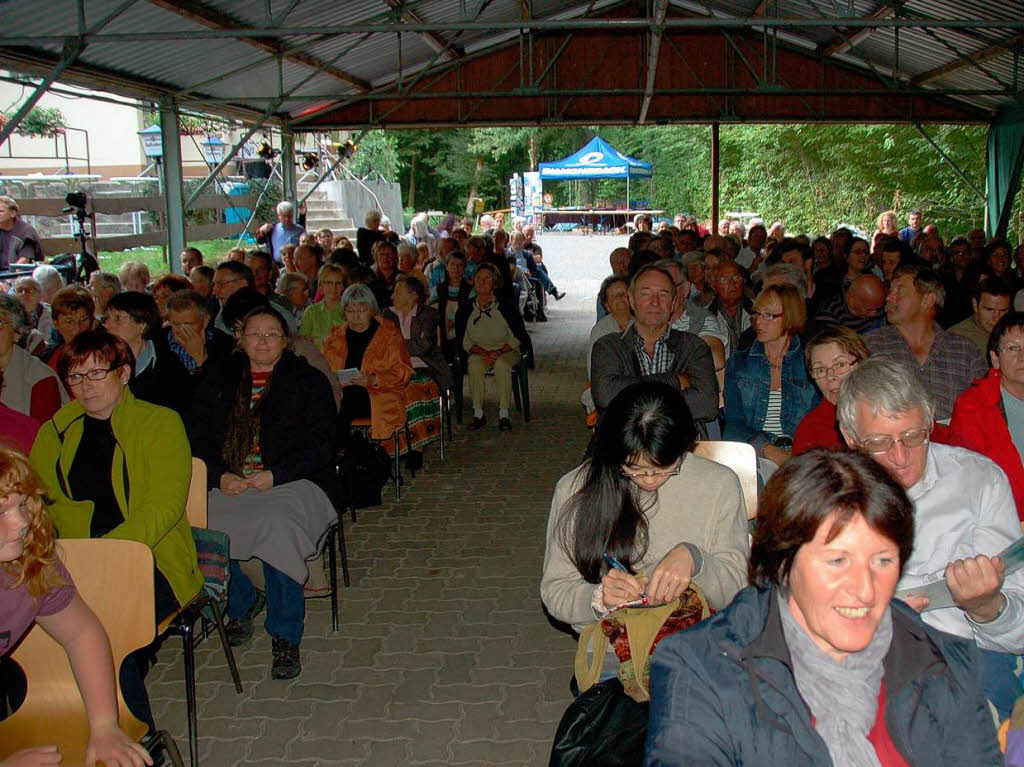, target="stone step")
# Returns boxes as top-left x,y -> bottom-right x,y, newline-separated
303,198 -> 337,212
305,217 -> 354,231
